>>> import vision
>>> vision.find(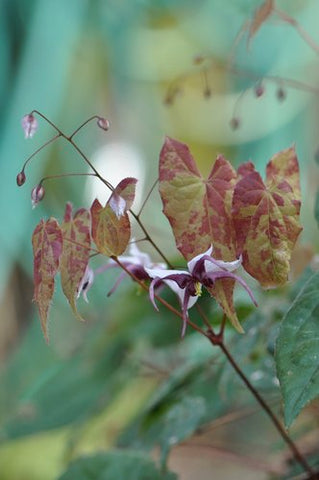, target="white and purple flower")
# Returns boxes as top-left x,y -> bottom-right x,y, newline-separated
77,242 -> 166,301
145,246 -> 257,337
